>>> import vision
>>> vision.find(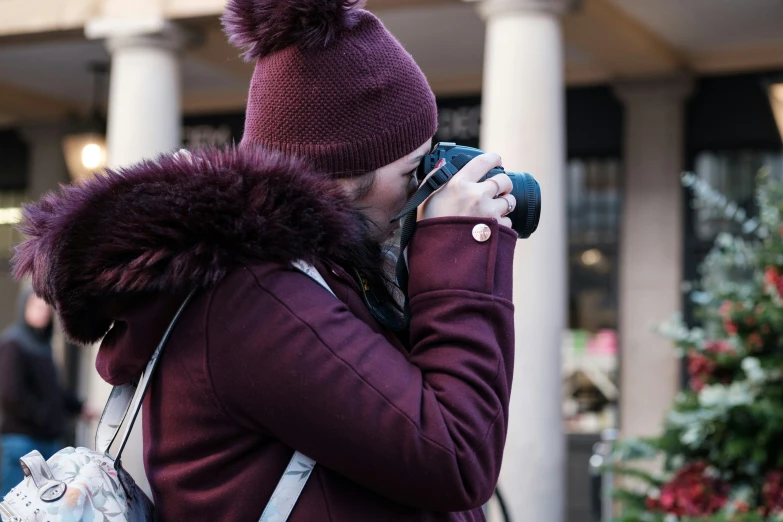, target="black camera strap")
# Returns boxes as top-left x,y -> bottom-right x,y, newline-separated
394,210 -> 417,328
391,162 -> 460,223
393,161 -> 461,328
